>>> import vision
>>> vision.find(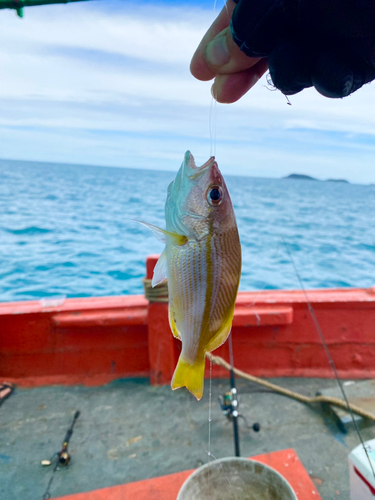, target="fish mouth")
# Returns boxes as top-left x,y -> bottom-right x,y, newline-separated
184,151 -> 217,180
